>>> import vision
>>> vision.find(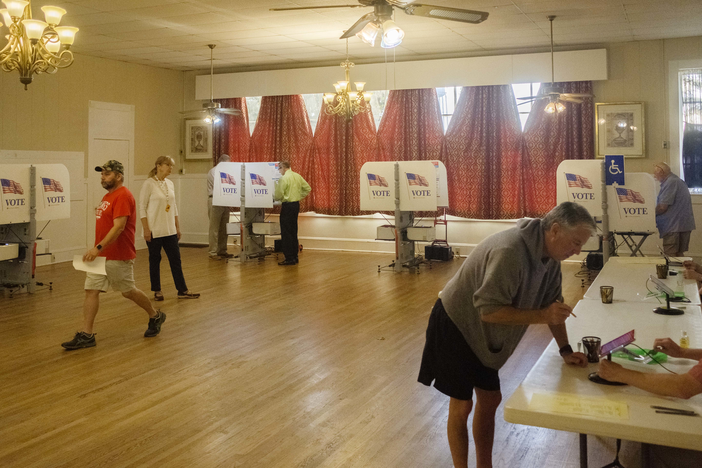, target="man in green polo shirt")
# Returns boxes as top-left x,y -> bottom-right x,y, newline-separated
274,161 -> 311,266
